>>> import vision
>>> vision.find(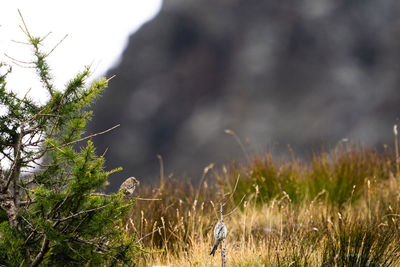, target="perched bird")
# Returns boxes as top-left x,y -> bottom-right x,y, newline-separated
119,177 -> 140,196
210,219 -> 228,256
